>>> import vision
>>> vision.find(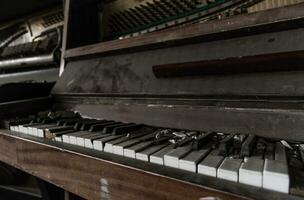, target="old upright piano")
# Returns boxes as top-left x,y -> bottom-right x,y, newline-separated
0,0 -> 304,199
